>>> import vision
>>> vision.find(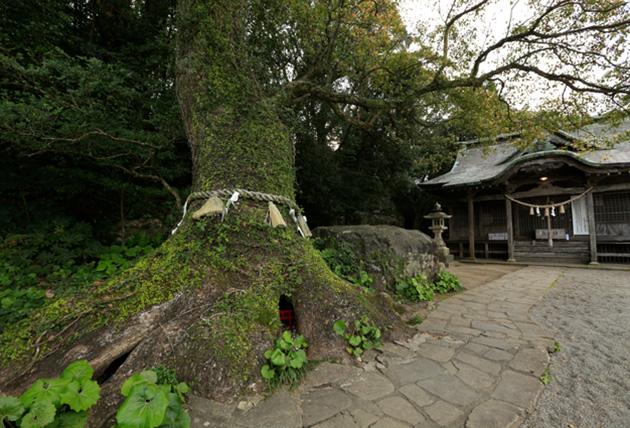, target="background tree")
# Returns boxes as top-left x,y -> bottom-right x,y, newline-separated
0,0 -> 189,238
